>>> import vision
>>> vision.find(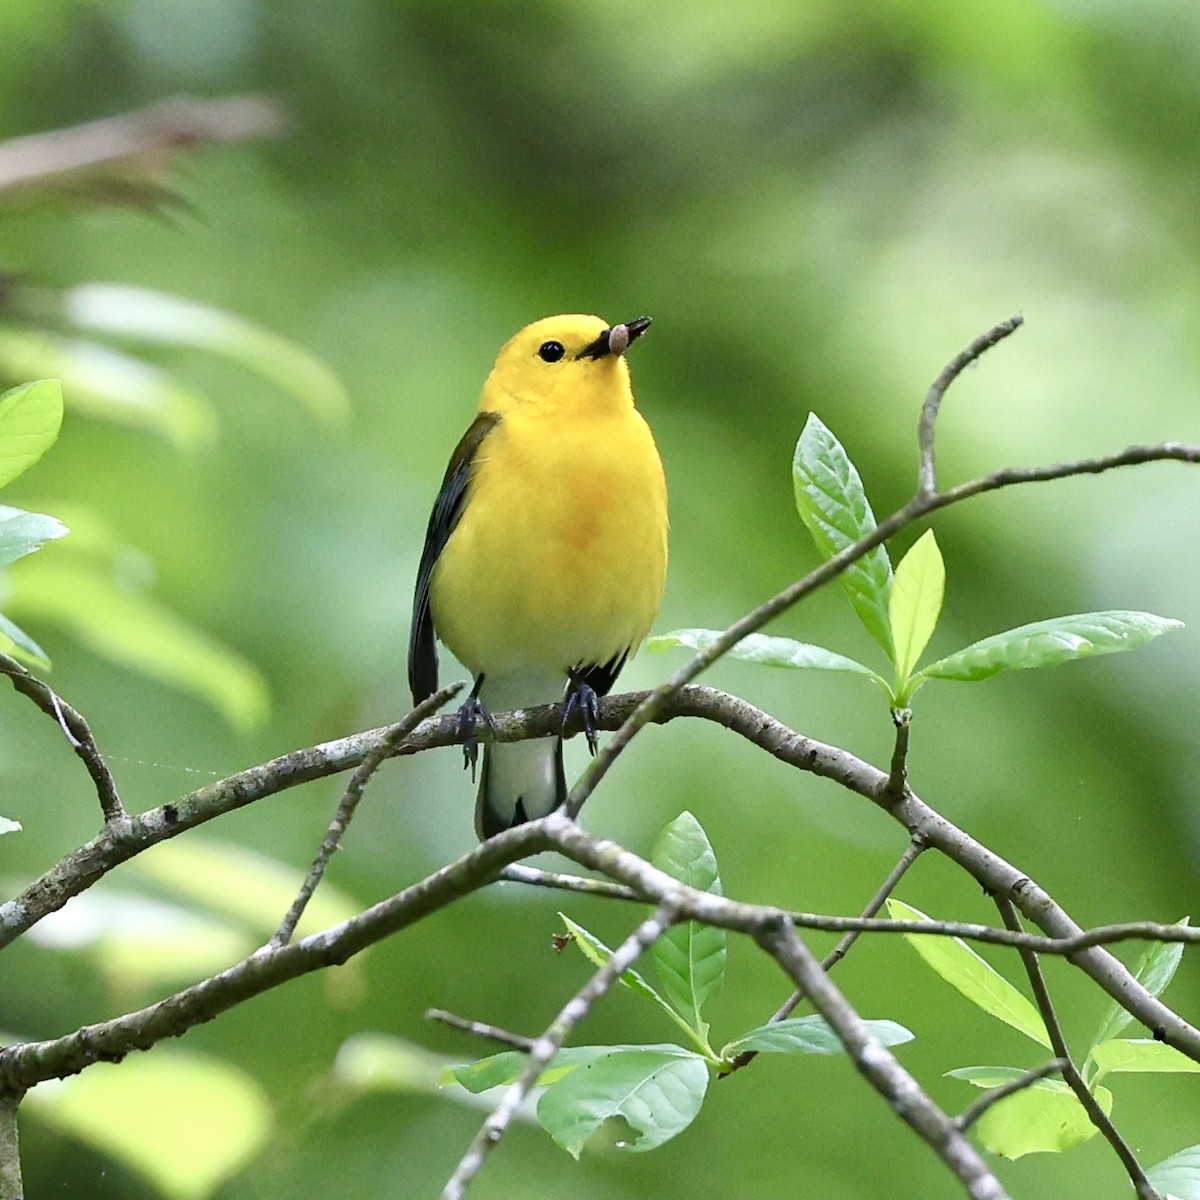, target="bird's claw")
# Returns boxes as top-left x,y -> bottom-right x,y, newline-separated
563,678 -> 601,755
457,696 -> 495,780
